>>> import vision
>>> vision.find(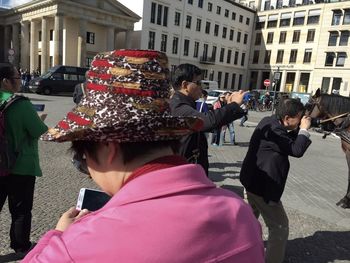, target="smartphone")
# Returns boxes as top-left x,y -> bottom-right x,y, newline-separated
32,104 -> 45,112
76,188 -> 111,211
